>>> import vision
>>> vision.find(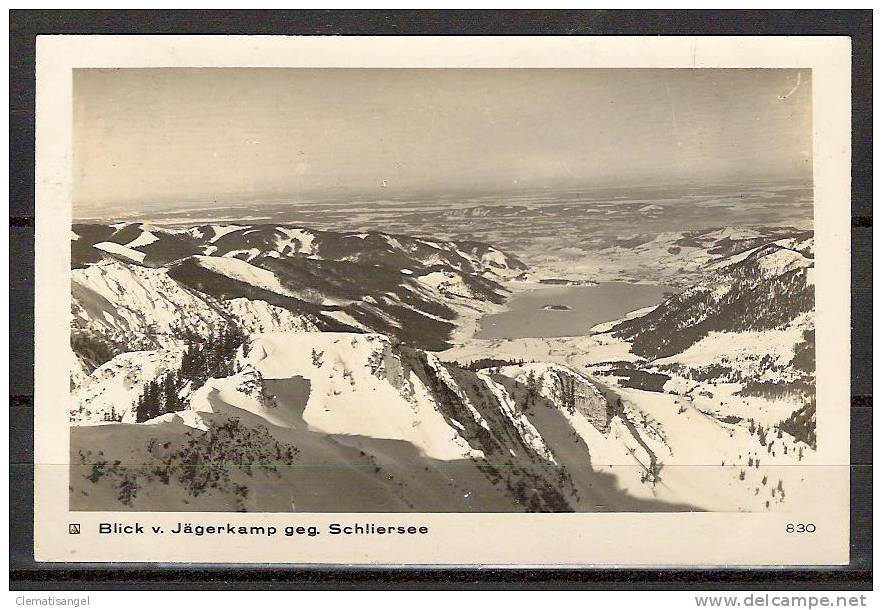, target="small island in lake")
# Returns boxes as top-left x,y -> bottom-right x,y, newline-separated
542,304 -> 573,311
538,278 -> 598,286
